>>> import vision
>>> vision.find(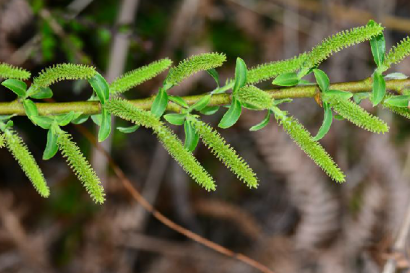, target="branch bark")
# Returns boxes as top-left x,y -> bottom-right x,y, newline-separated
1,77 -> 409,116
